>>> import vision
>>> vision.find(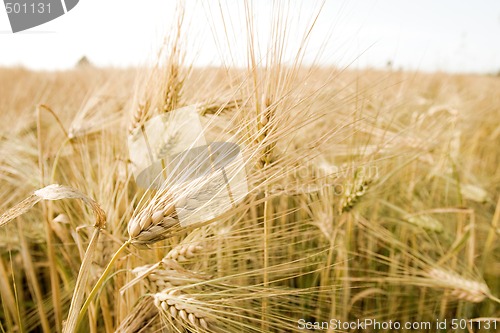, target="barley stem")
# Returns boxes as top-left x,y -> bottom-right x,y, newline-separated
482,196 -> 500,271
262,191 -> 270,331
63,228 -> 101,333
76,239 -> 132,330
